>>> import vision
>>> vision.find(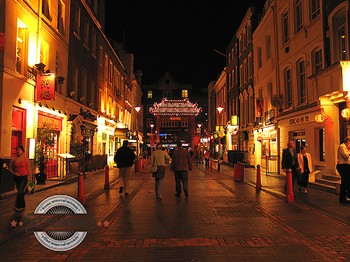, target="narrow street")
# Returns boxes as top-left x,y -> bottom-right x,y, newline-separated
0,163 -> 349,261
